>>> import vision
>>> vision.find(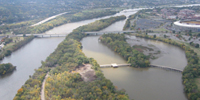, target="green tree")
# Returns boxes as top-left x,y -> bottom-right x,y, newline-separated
153,35 -> 156,38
